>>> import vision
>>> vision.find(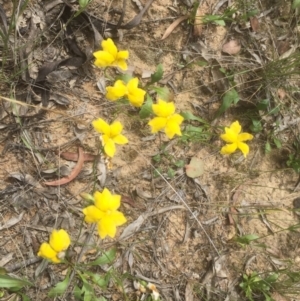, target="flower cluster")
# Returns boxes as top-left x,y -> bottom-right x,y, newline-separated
38,229 -> 70,263
106,78 -> 146,107
220,121 -> 253,157
83,188 -> 127,239
93,39 -> 254,159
